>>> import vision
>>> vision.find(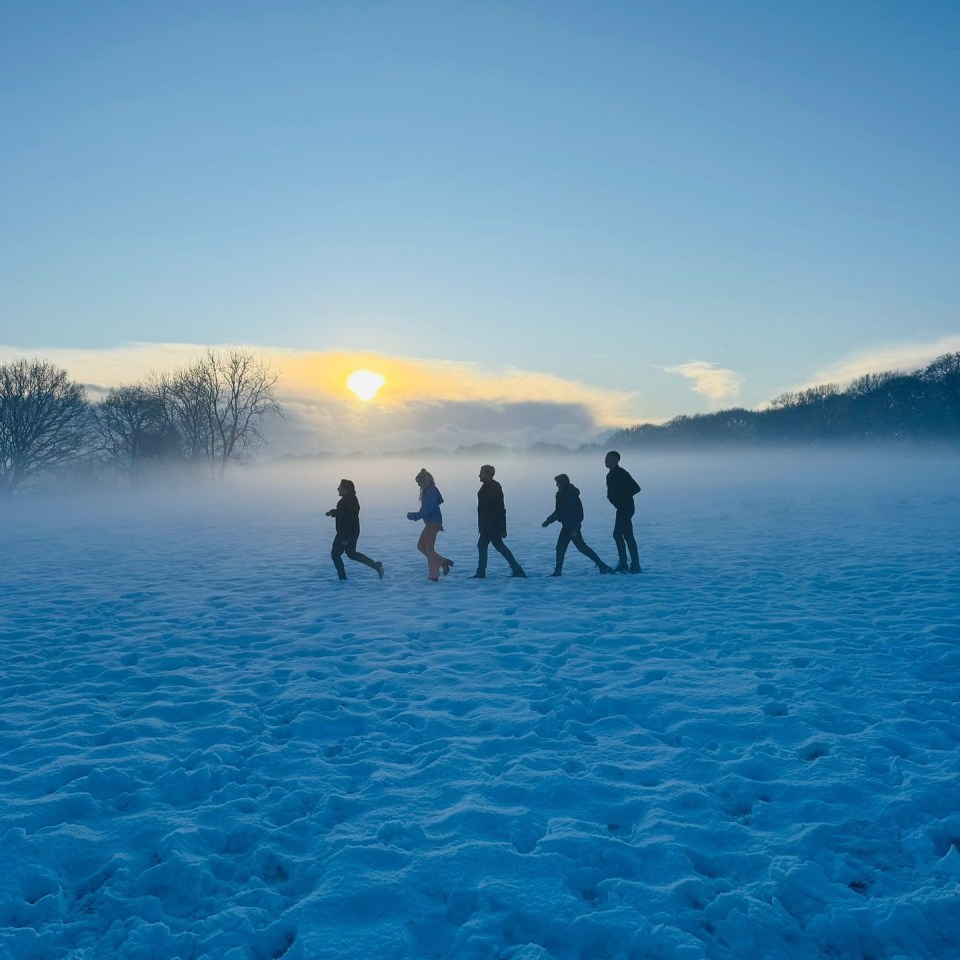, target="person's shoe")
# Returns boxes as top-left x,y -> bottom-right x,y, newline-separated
629,564 -> 643,574
428,576 -> 439,582
374,562 -> 384,579
470,571 -> 486,579
598,565 -> 615,574
337,575 -> 348,581
511,569 -> 527,578
441,559 -> 454,576
613,563 -> 629,574
550,569 -> 562,577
